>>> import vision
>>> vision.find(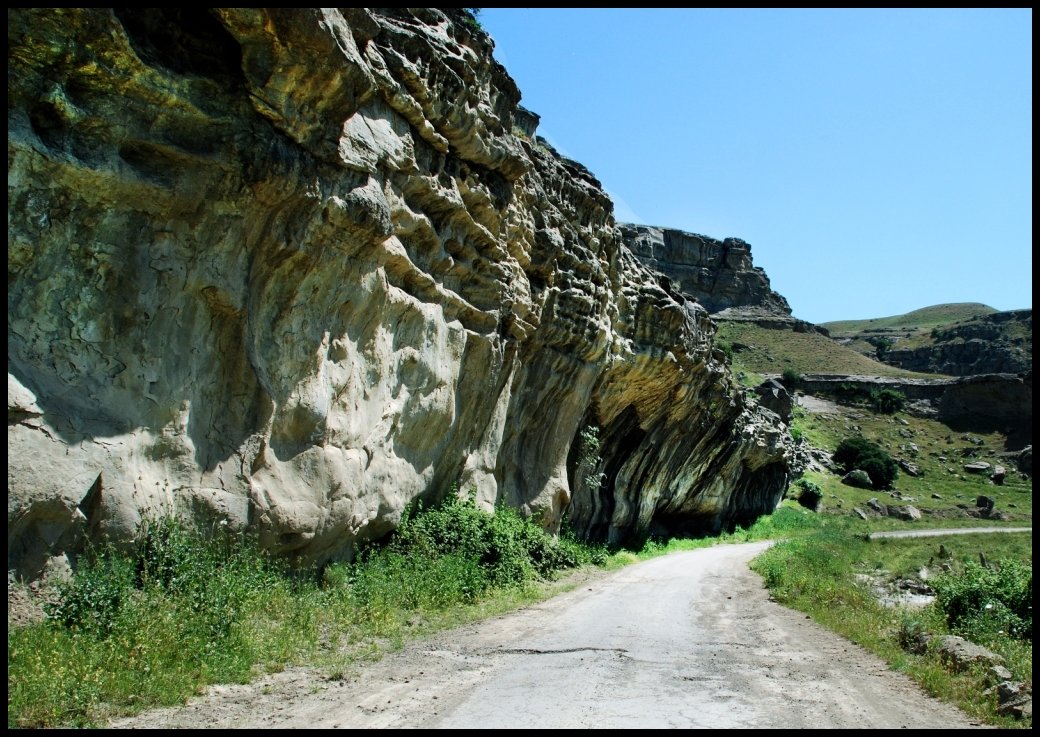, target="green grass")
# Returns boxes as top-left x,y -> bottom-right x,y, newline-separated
790,402 -> 1032,526
7,500 -> 607,728
750,520 -> 1032,728
716,321 -> 941,378
821,303 -> 997,337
